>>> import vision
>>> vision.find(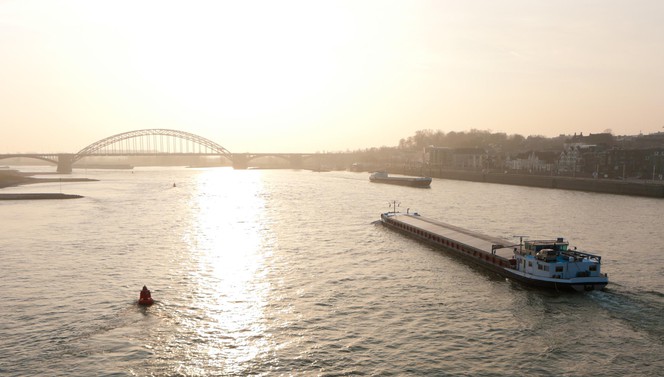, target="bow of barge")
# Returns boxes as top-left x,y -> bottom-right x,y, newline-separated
380,210 -> 608,291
